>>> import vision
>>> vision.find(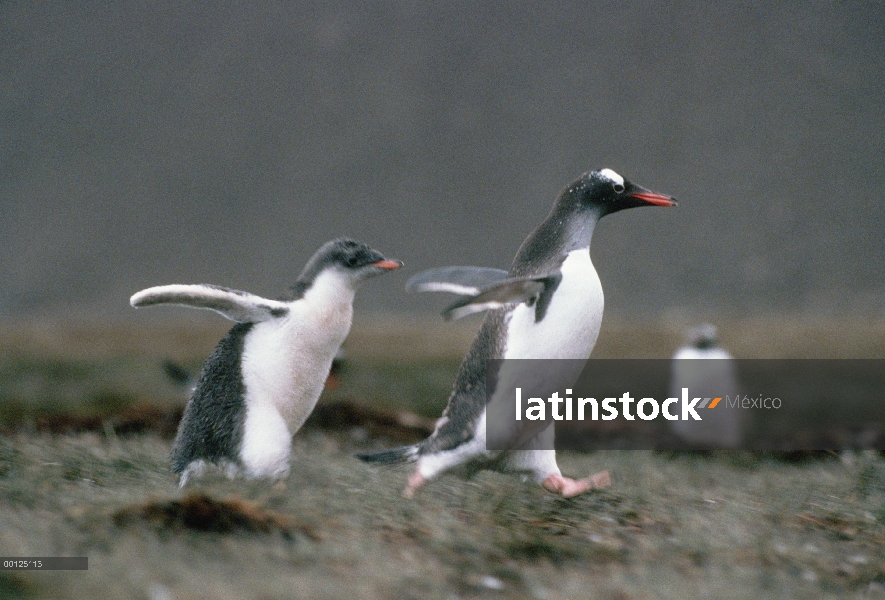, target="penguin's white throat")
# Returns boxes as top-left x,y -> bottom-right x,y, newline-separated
302,269 -> 357,308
